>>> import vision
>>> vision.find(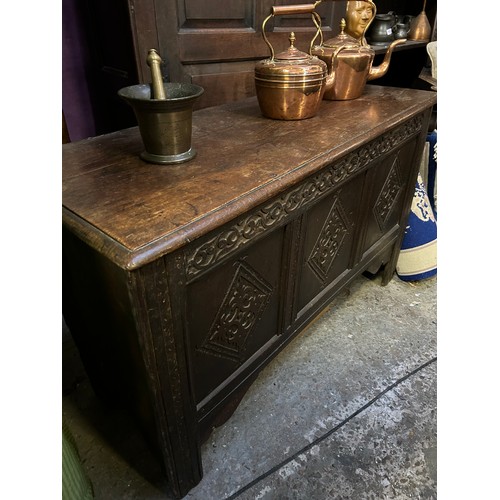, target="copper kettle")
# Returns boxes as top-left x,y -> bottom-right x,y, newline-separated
255,4 -> 345,120
311,17 -> 406,101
